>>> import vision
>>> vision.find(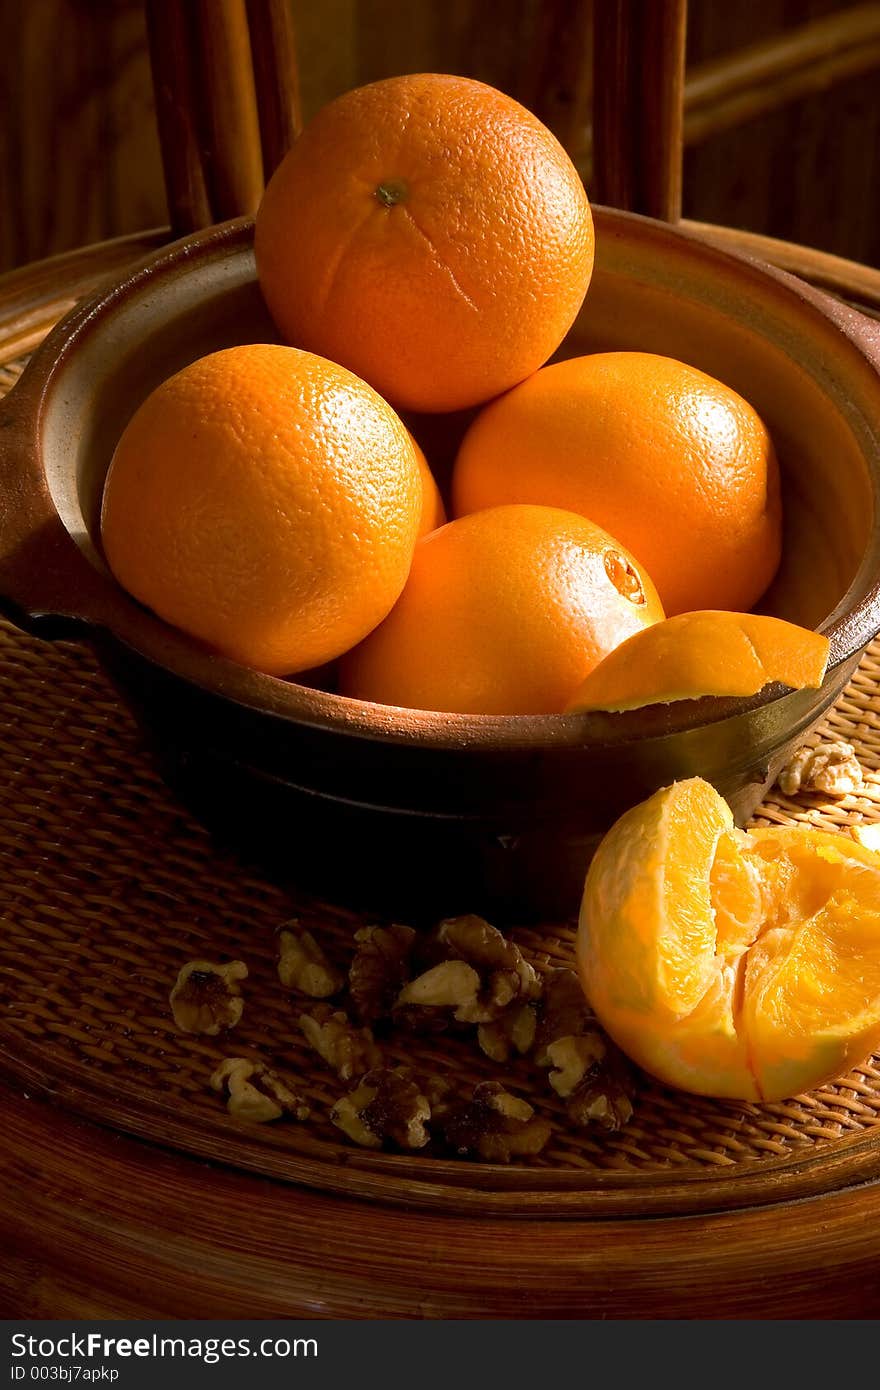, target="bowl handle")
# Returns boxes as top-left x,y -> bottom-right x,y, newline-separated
0,376 -> 124,640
